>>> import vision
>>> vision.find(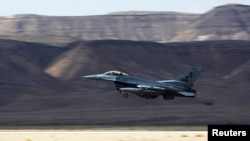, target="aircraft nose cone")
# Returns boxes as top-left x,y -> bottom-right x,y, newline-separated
83,75 -> 99,80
